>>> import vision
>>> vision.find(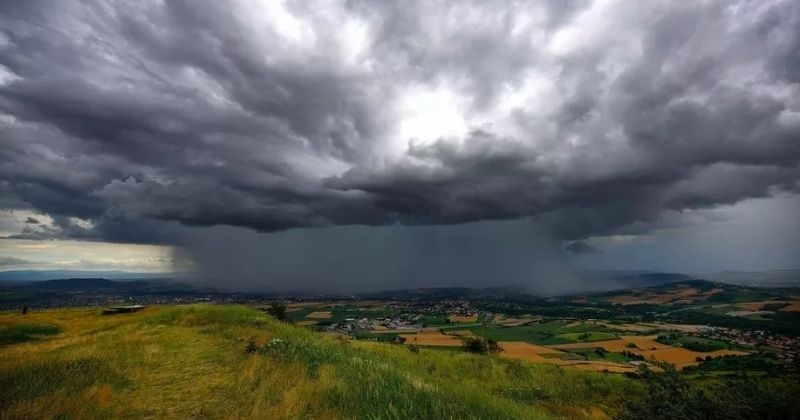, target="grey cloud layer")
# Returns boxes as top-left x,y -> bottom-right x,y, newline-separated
0,0 -> 798,244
